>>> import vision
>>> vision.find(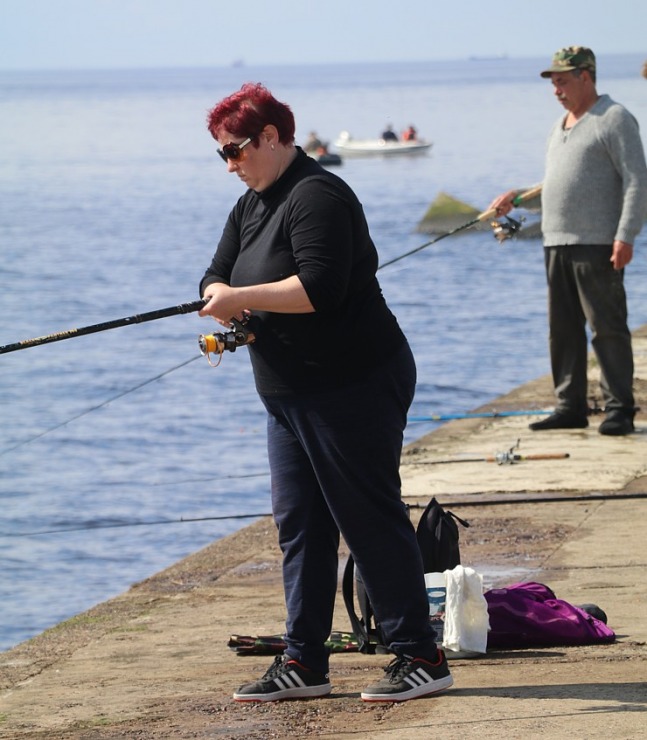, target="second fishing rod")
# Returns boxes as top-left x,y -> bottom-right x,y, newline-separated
0,185 -> 541,362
